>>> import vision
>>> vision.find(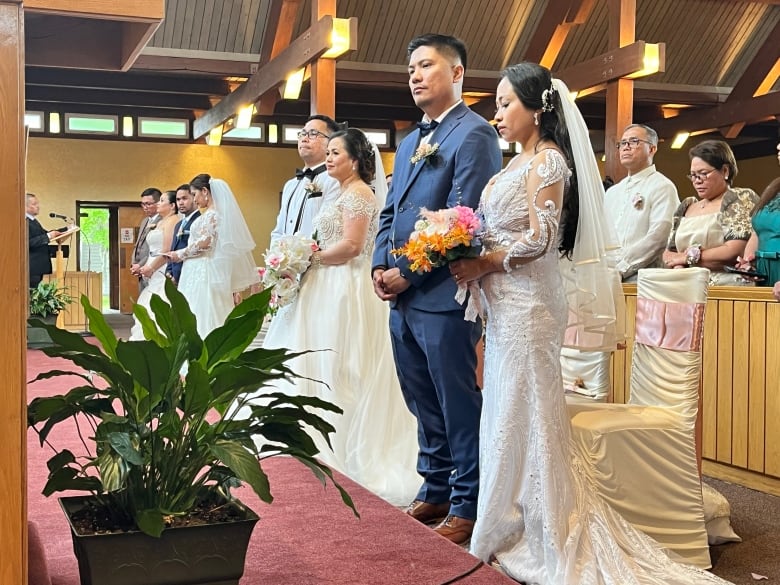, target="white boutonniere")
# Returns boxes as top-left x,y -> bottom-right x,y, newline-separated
410,142 -> 440,165
631,193 -> 644,210
304,181 -> 322,196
